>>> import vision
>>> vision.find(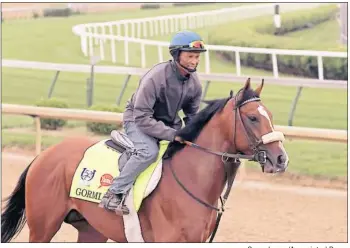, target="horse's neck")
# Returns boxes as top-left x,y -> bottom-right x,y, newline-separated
176,117 -> 232,205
